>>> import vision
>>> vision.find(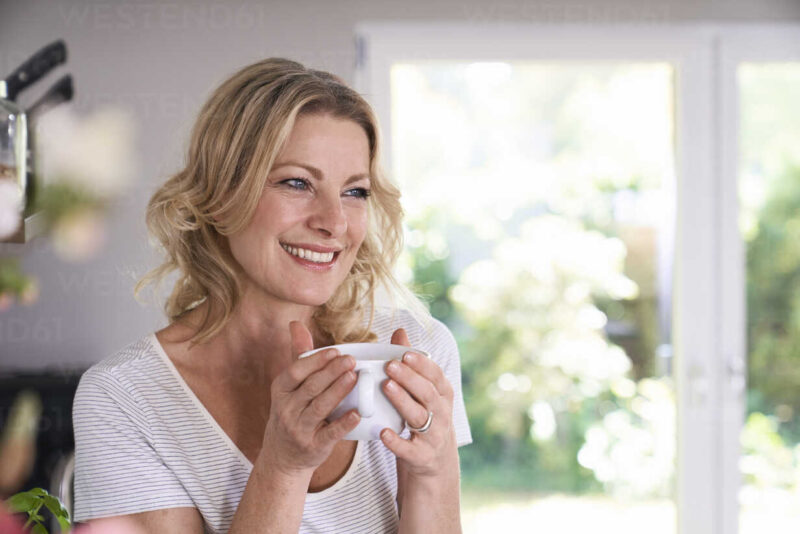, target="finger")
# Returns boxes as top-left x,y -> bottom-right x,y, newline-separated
385,359 -> 442,410
400,351 -> 453,399
274,347 -> 340,393
390,328 -> 410,347
320,408 -> 361,445
290,321 -> 314,360
297,354 -> 355,406
383,376 -> 430,430
389,329 -> 450,397
380,427 -> 416,462
300,363 -> 357,429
